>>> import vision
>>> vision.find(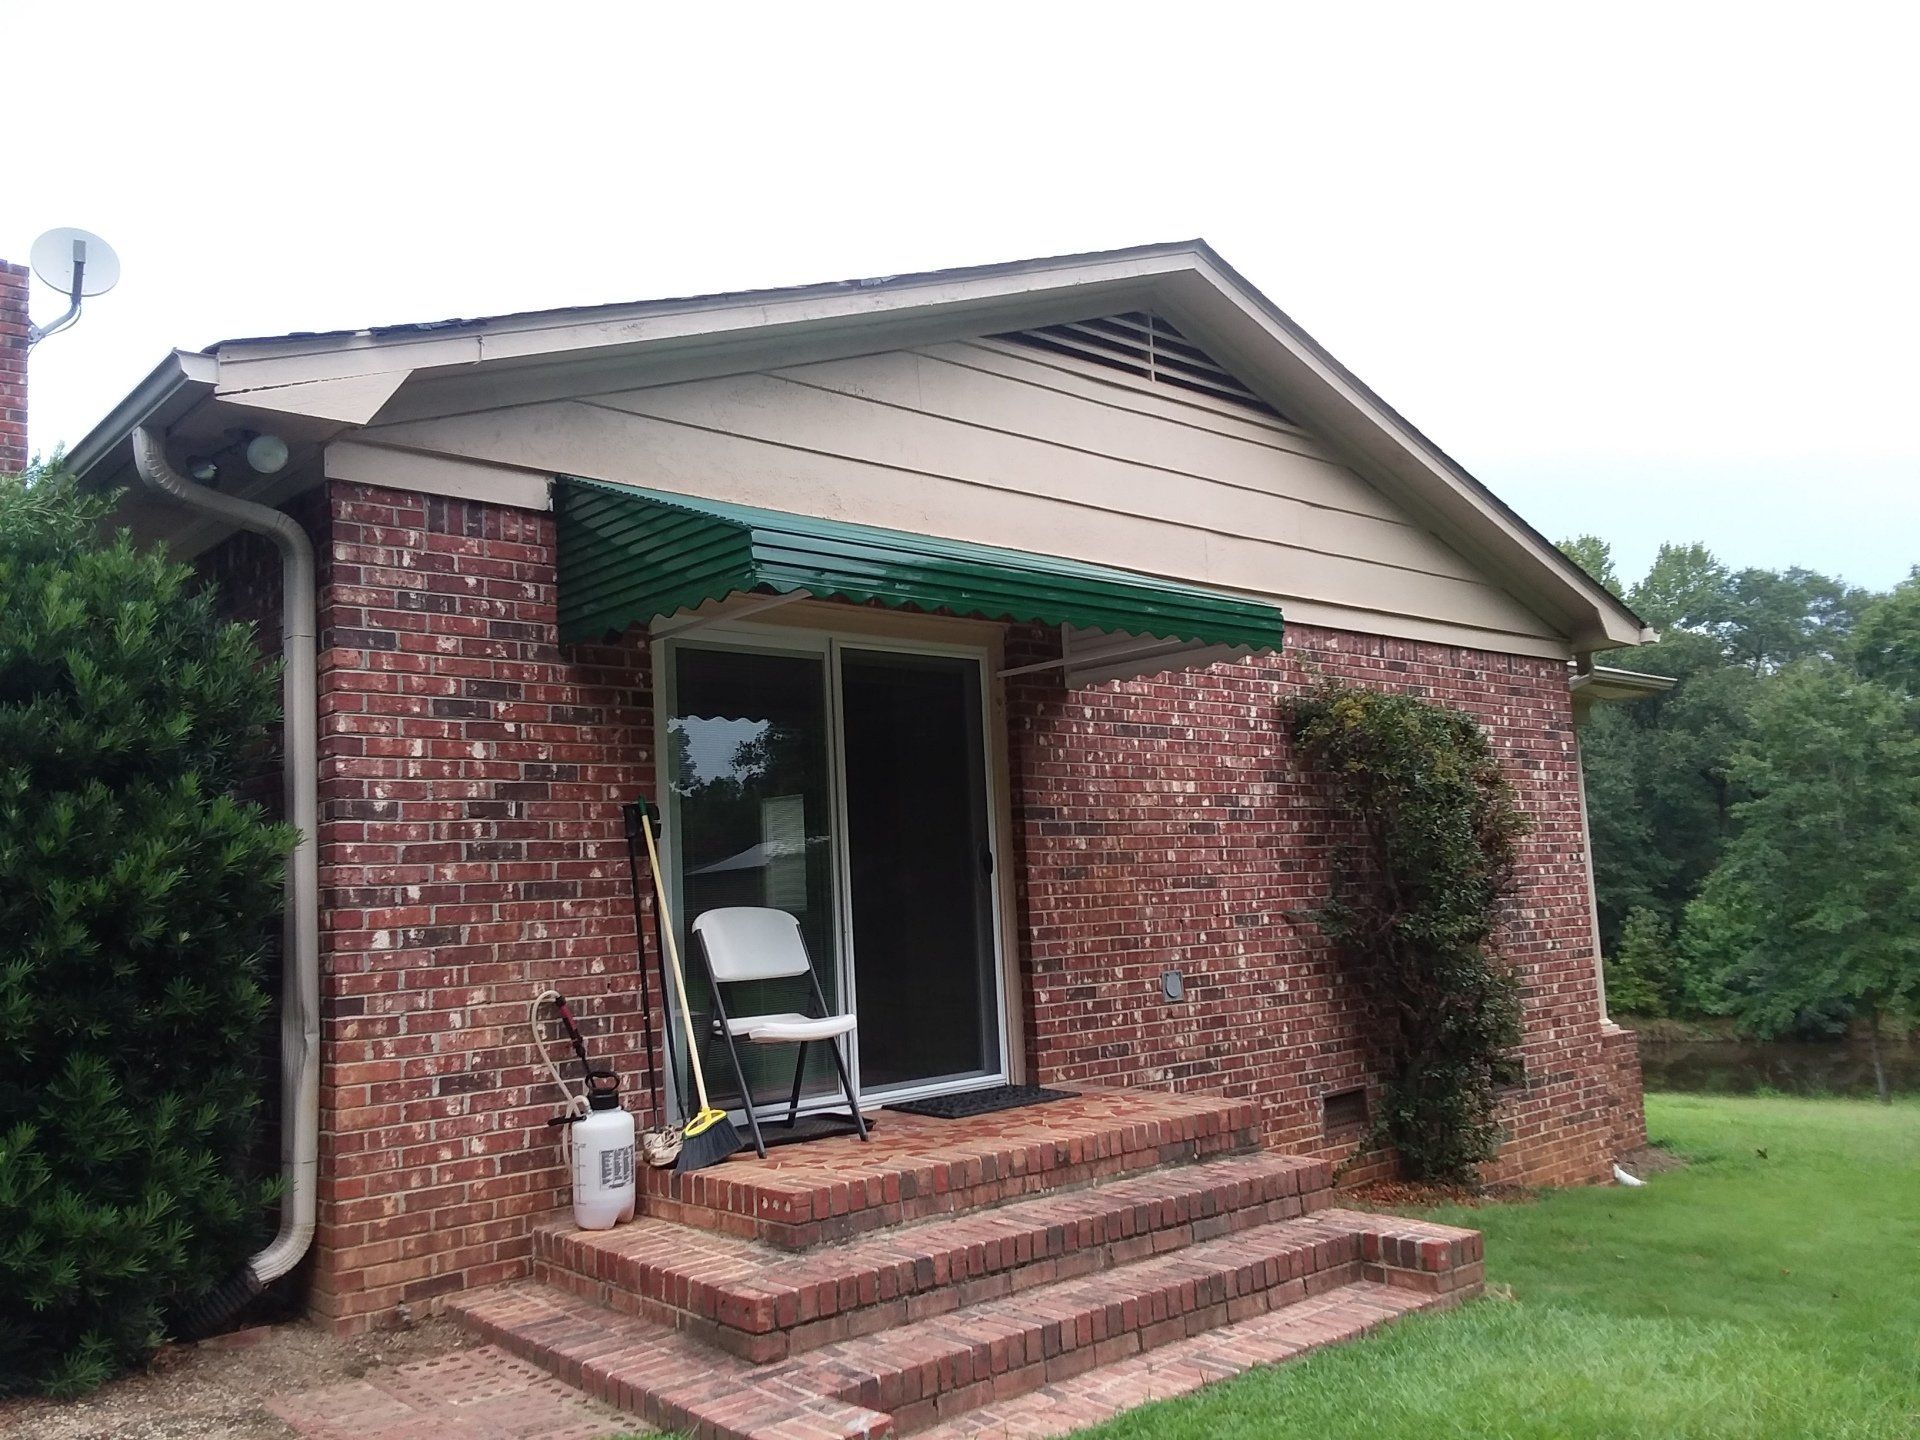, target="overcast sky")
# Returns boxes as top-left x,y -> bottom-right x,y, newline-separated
13,3 -> 1917,591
